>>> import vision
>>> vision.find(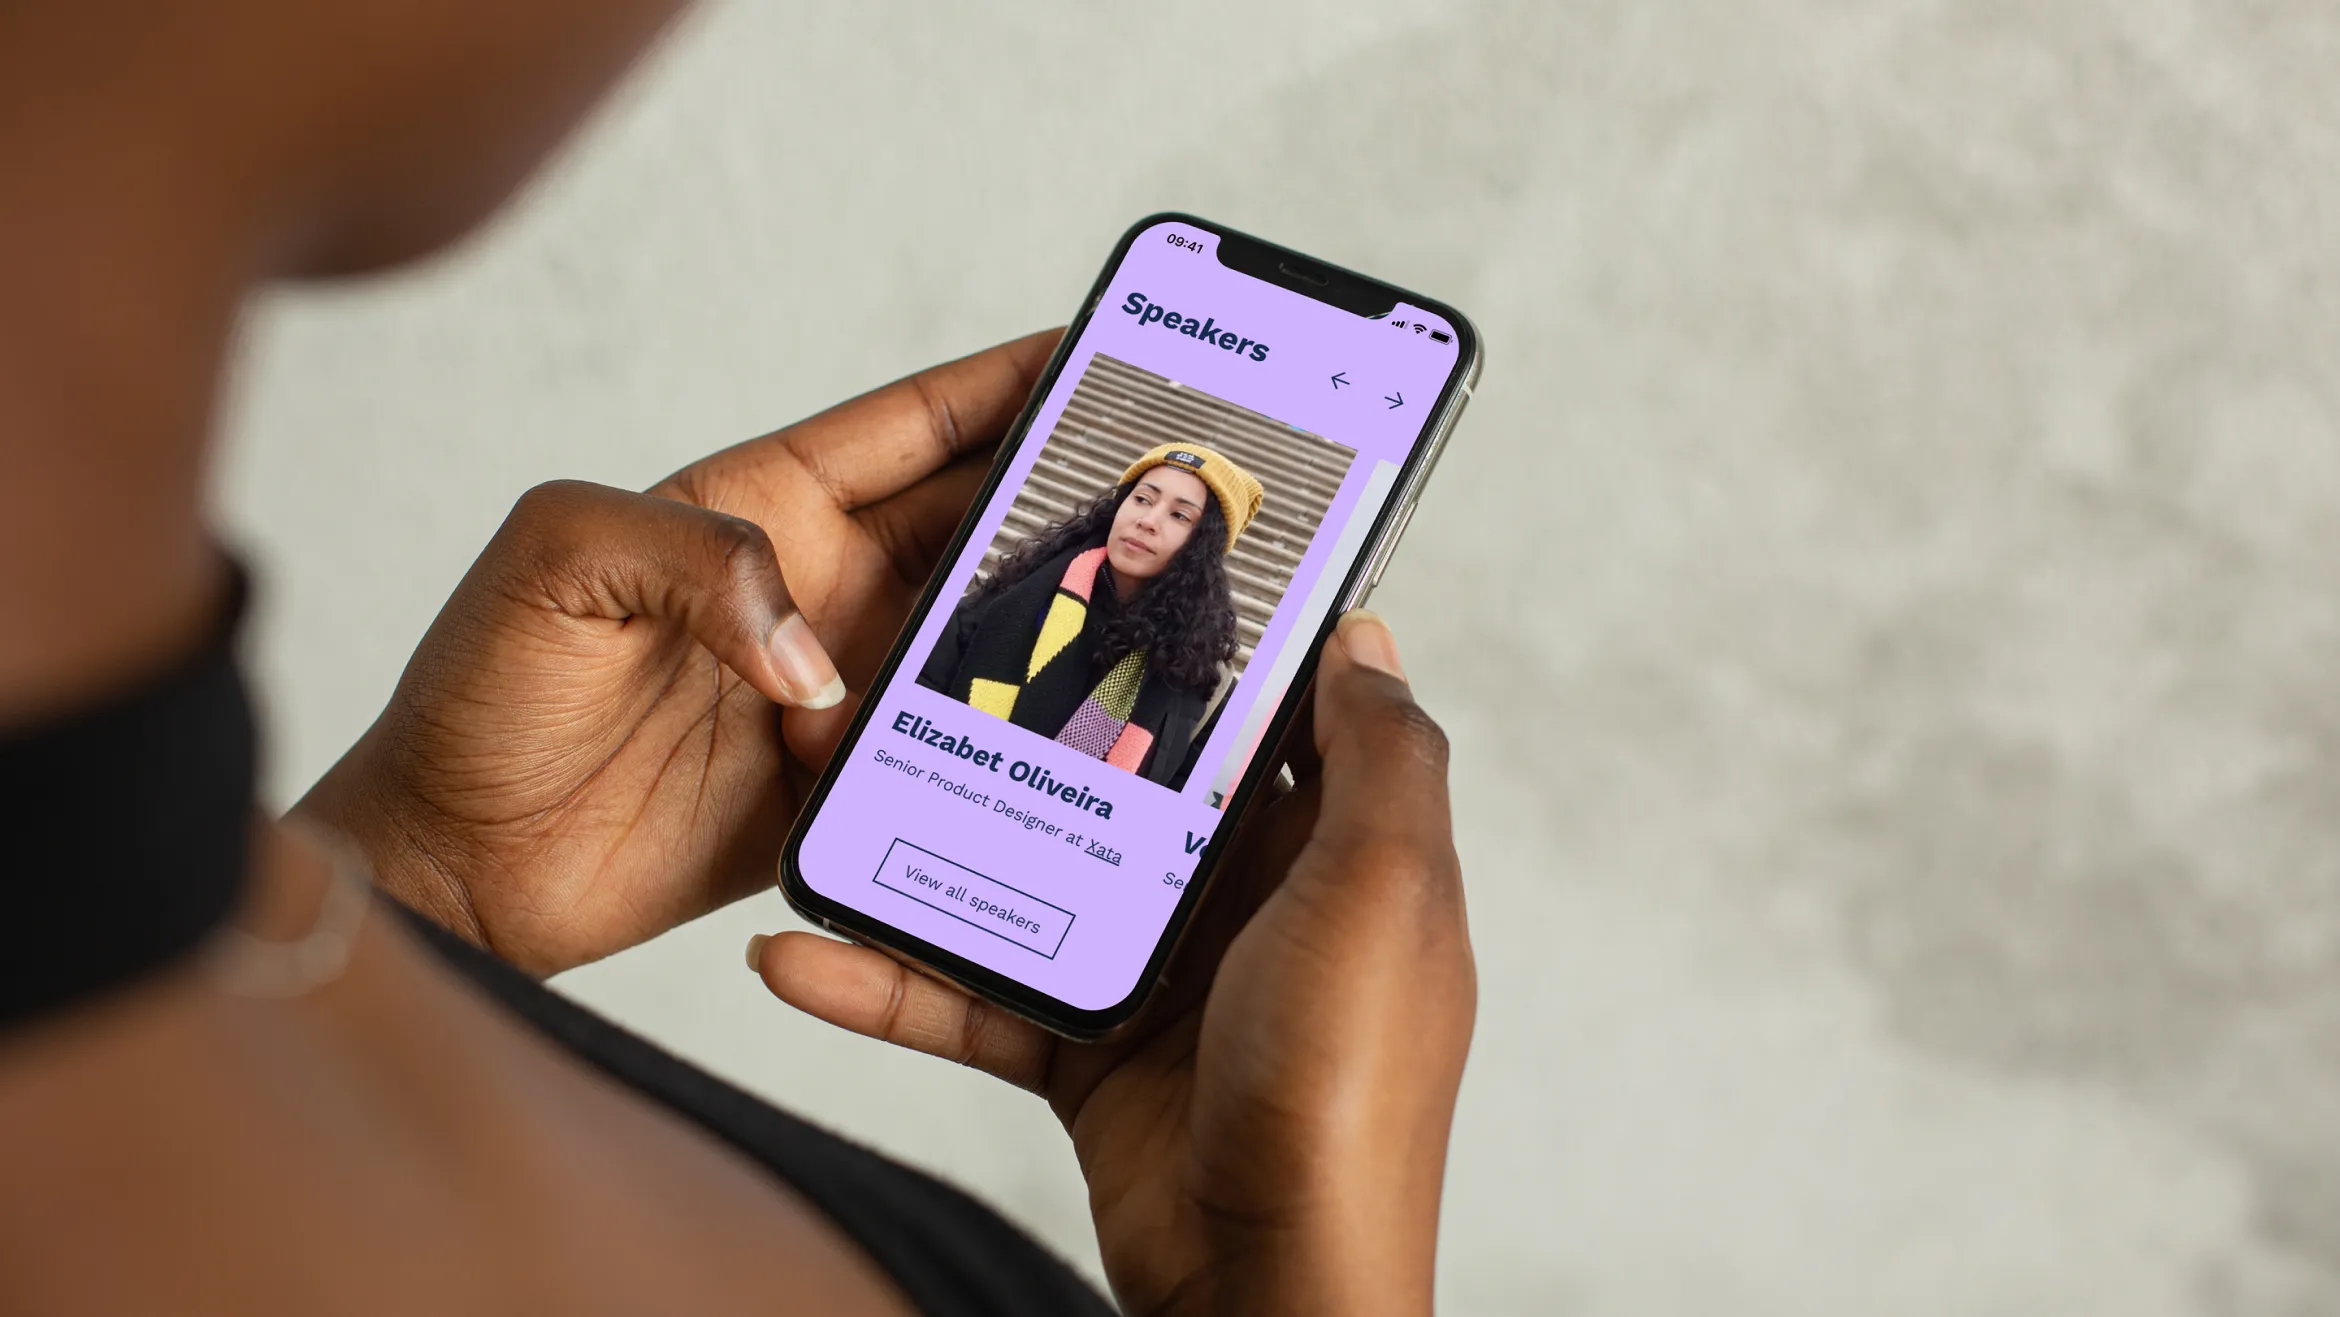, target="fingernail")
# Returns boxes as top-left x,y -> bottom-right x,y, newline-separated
768,613 -> 845,708
745,933 -> 770,973
1336,609 -> 1406,681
